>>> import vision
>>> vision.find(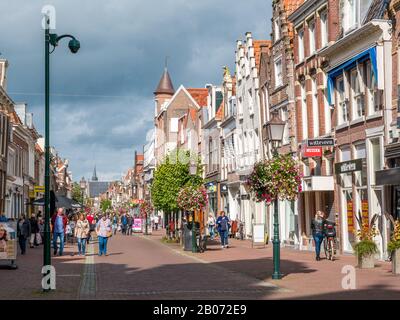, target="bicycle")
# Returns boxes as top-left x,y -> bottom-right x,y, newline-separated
323,220 -> 337,261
